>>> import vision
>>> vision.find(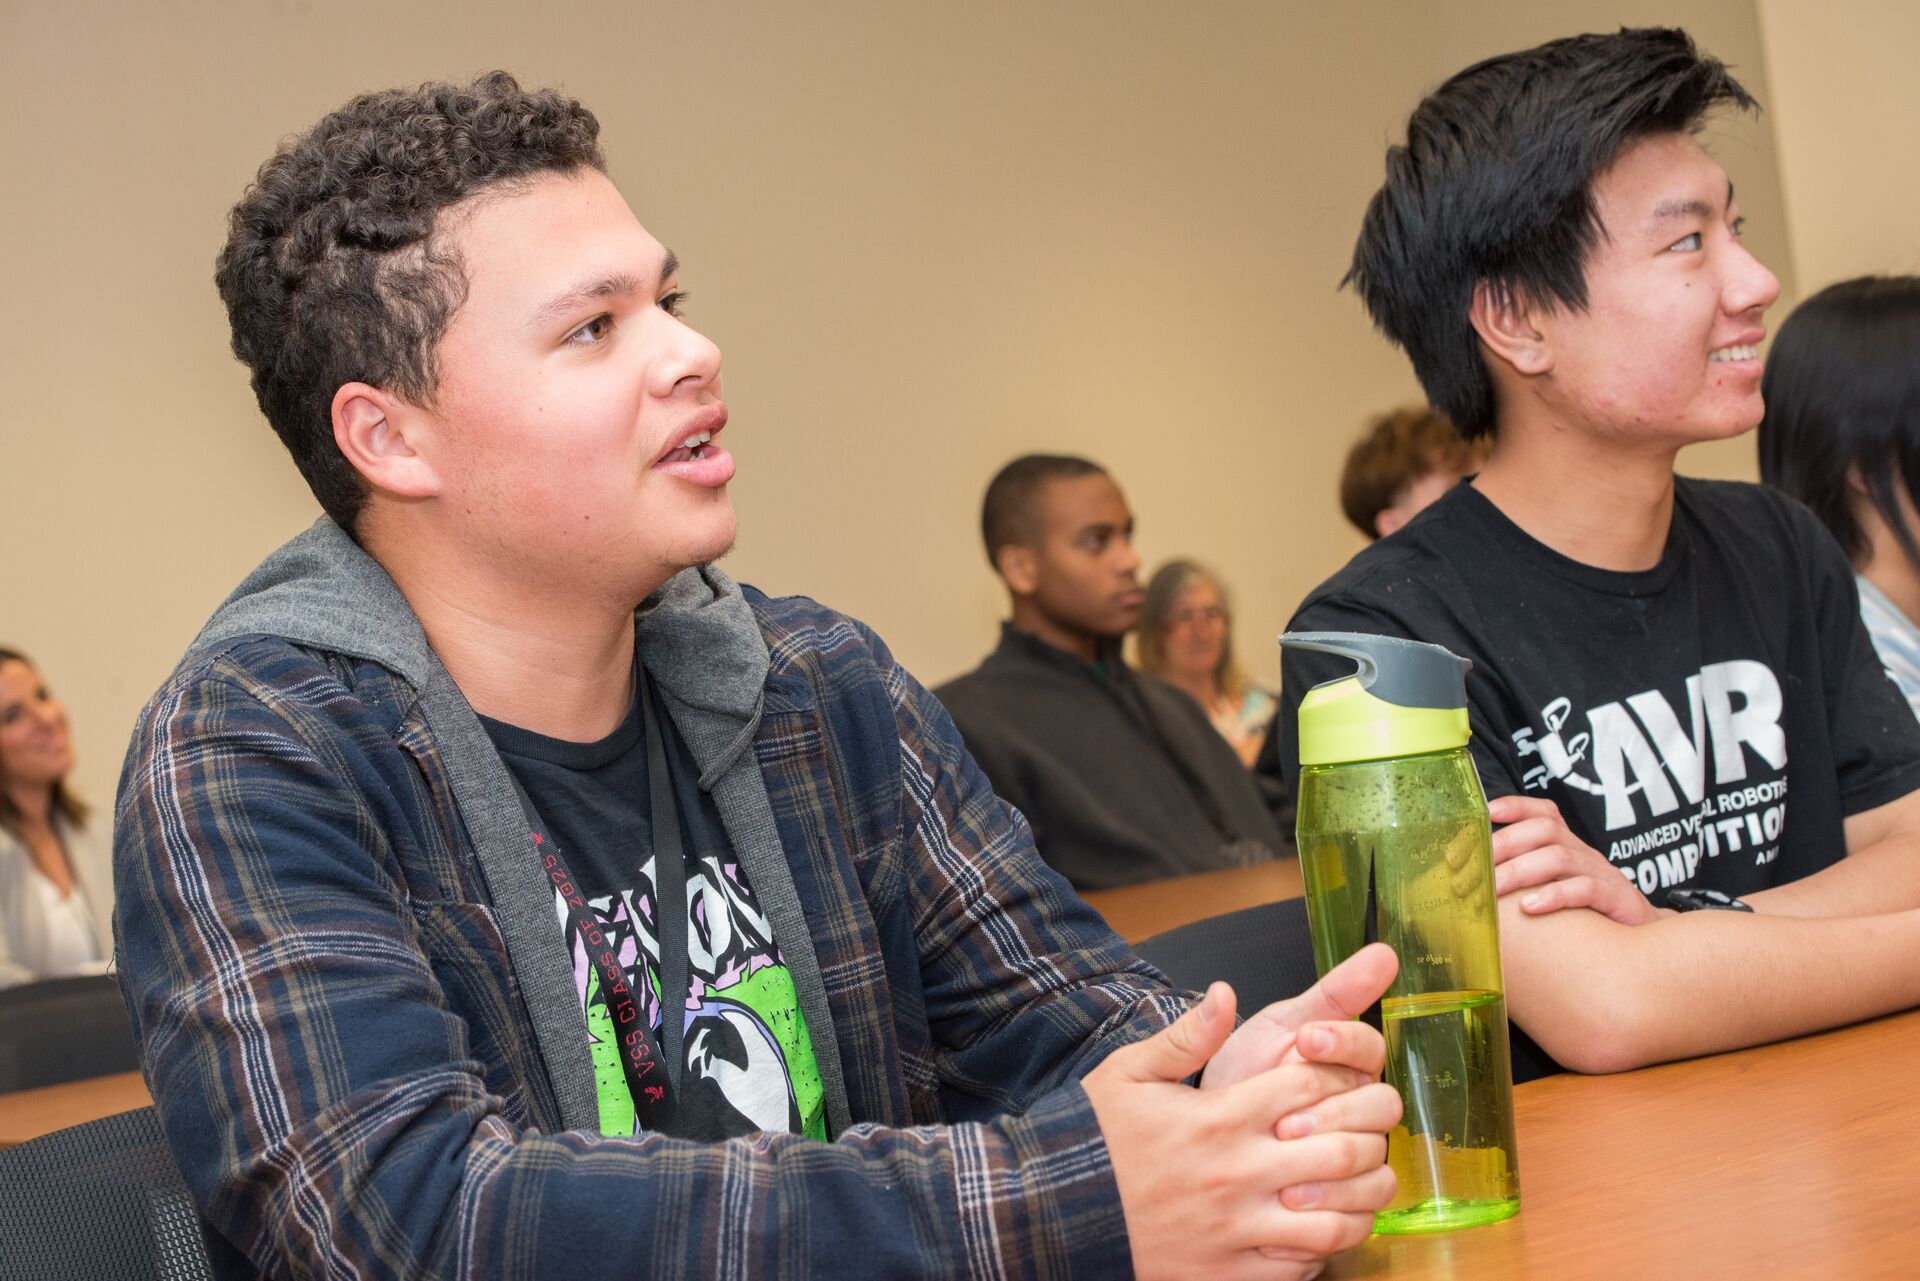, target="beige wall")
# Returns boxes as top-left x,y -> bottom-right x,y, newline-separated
1,1 -> 1794,919
1757,0 -> 1920,291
